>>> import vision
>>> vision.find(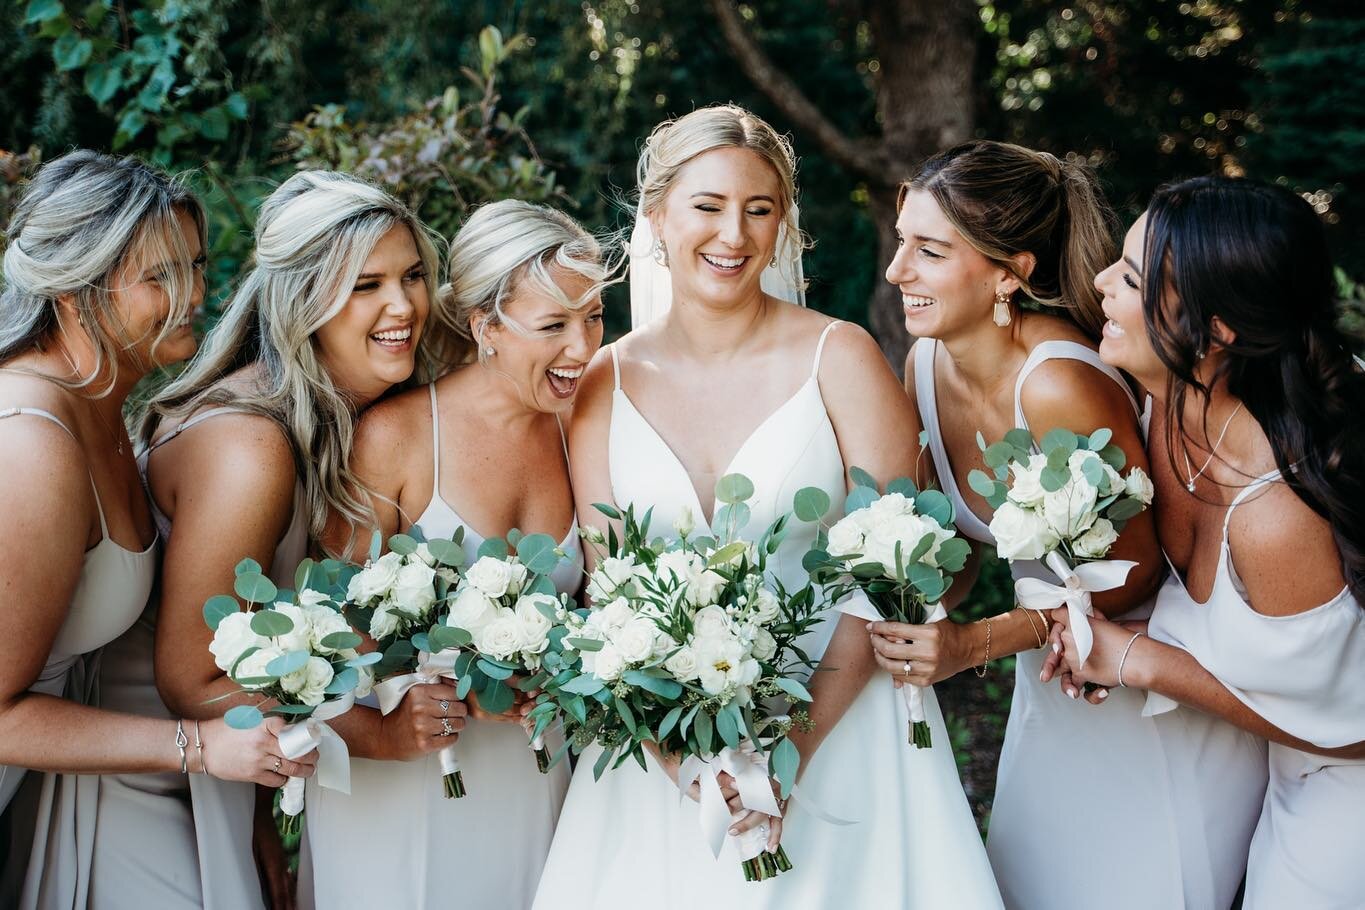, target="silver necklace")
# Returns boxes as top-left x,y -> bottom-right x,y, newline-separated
1181,401 -> 1244,493
58,344 -> 128,457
